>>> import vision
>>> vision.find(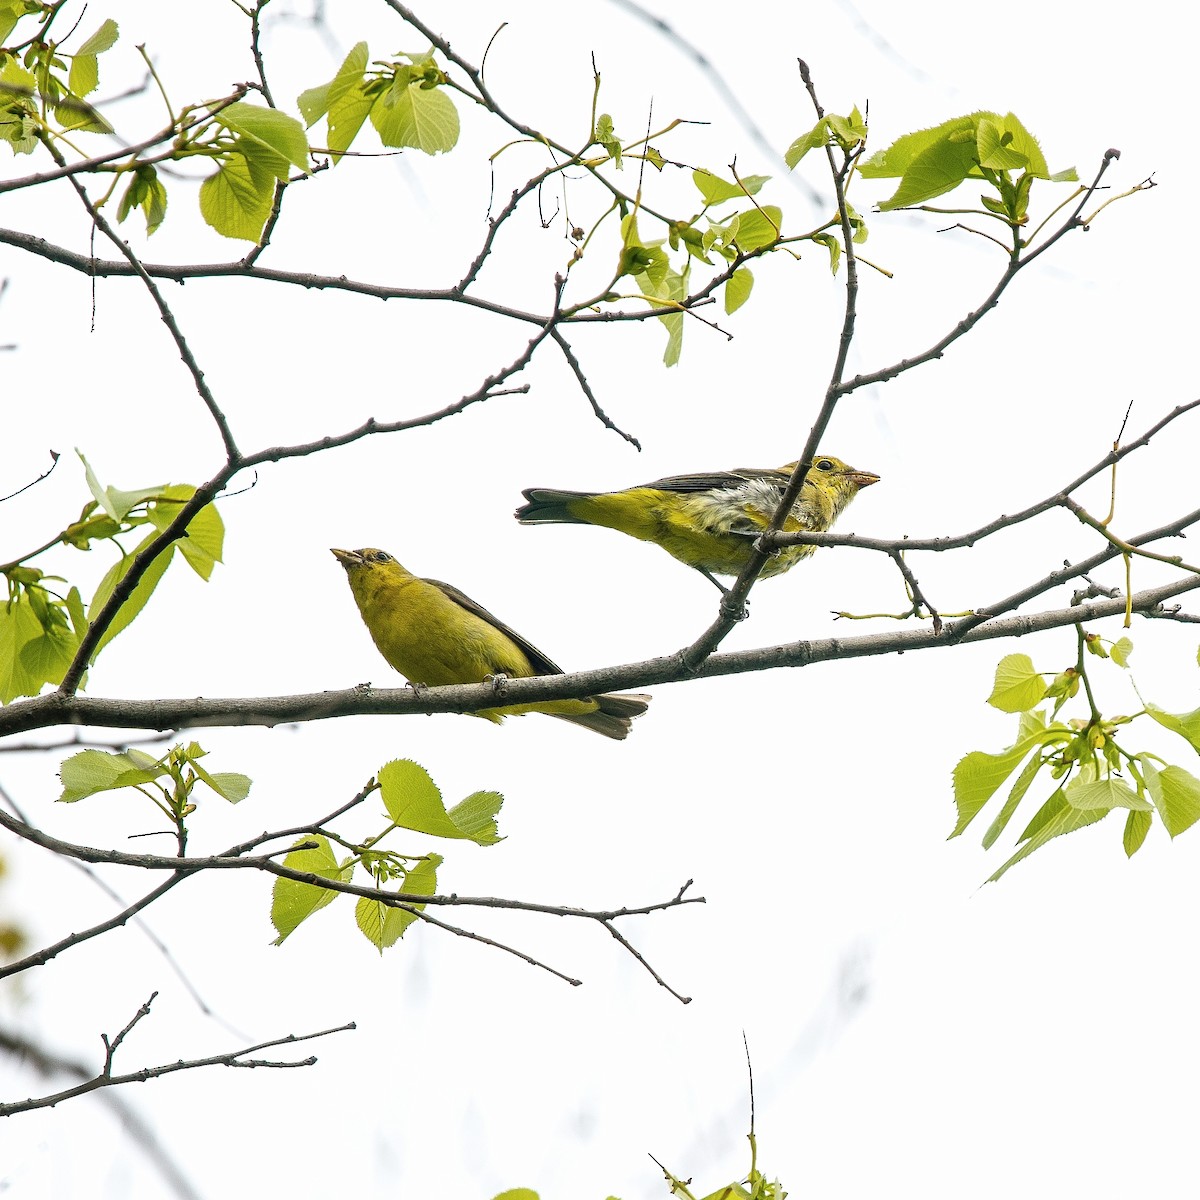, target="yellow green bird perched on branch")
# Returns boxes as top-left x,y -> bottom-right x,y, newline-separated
331,548 -> 650,740
515,455 -> 880,591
